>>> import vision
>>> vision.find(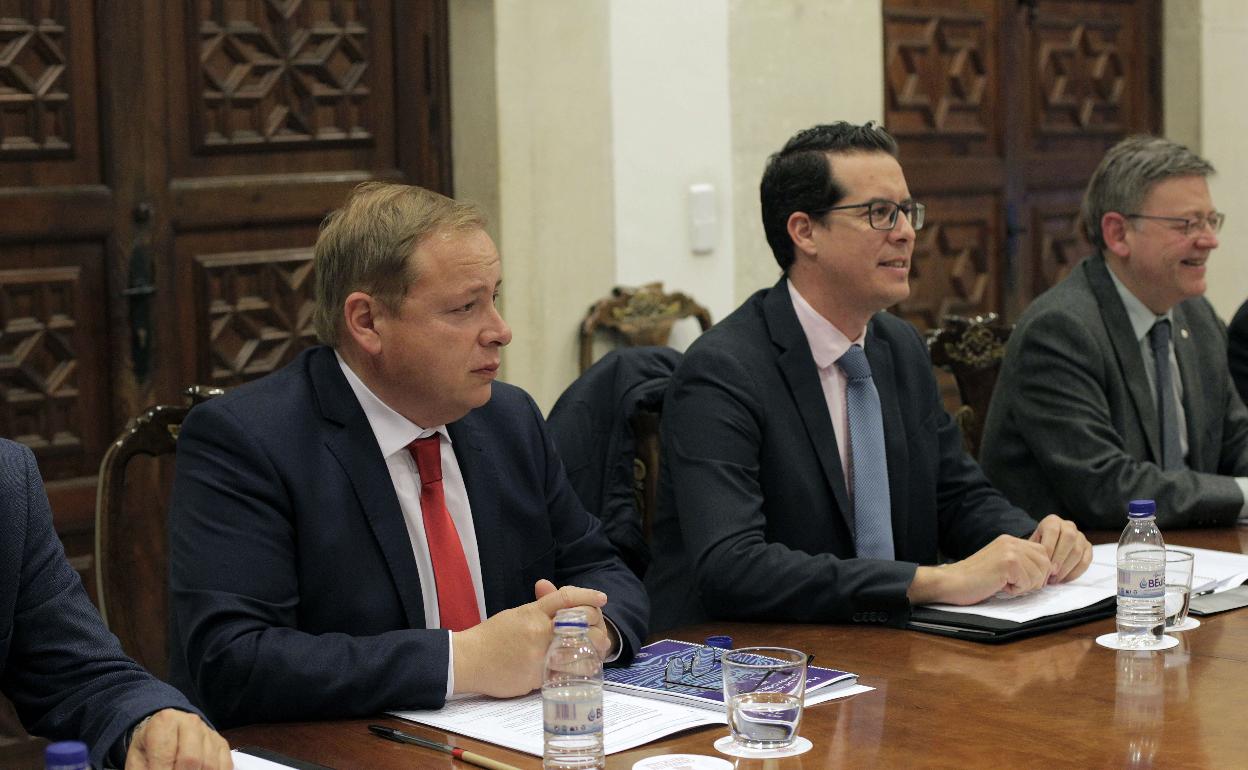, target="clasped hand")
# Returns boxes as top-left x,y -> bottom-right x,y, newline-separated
451,579 -> 612,697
